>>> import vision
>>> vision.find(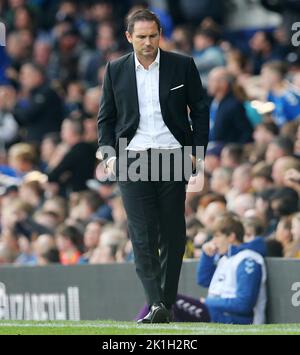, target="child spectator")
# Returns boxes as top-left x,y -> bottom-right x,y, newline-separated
291,213 -> 300,258
55,224 -> 83,265
197,213 -> 267,324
